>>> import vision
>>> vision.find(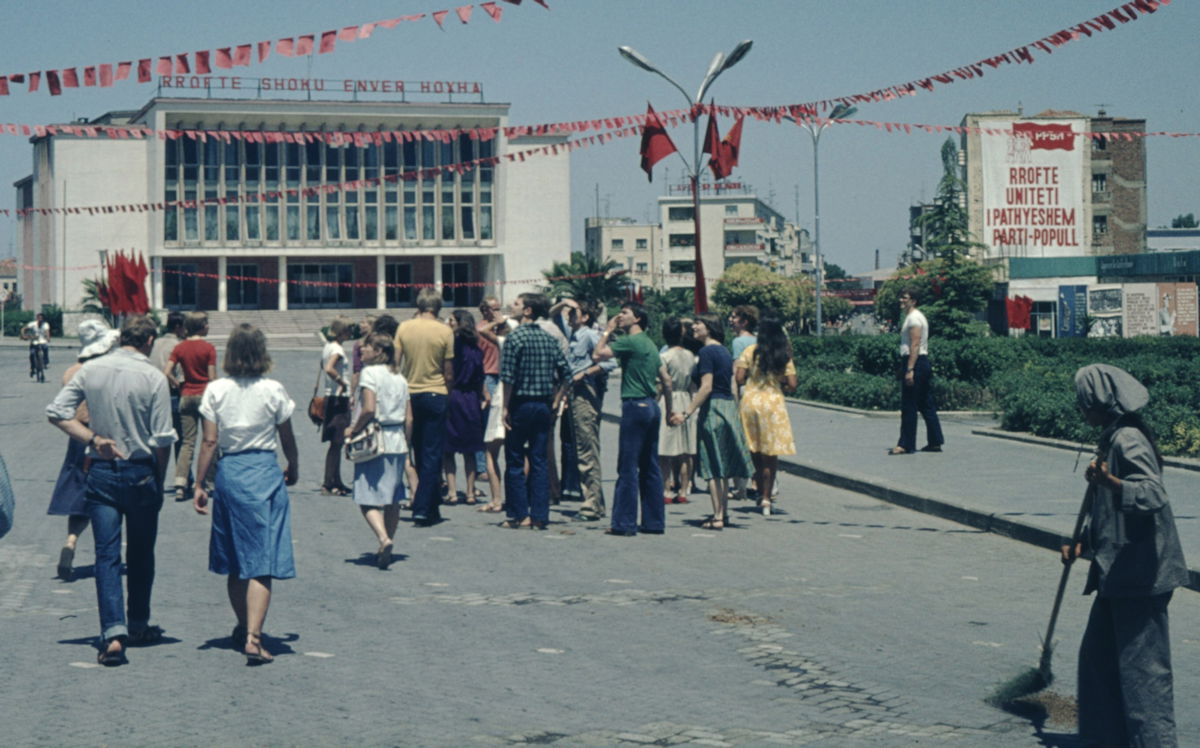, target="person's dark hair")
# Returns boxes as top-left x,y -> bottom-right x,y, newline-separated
120,315 -> 158,349
365,333 -> 400,373
451,309 -> 478,345
695,313 -> 725,344
224,323 -> 272,377
754,315 -> 793,377
680,318 -> 703,354
622,302 -> 649,330
416,286 -> 443,314
183,310 -> 208,336
576,298 -> 599,325
662,317 -> 683,347
520,292 -> 550,321
371,314 -> 399,338
900,285 -> 921,305
165,310 -> 186,334
732,305 -> 759,333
